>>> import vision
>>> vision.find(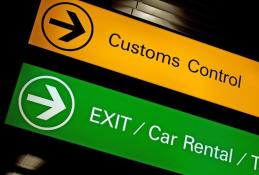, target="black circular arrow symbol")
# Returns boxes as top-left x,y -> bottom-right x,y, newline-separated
49,10 -> 85,42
